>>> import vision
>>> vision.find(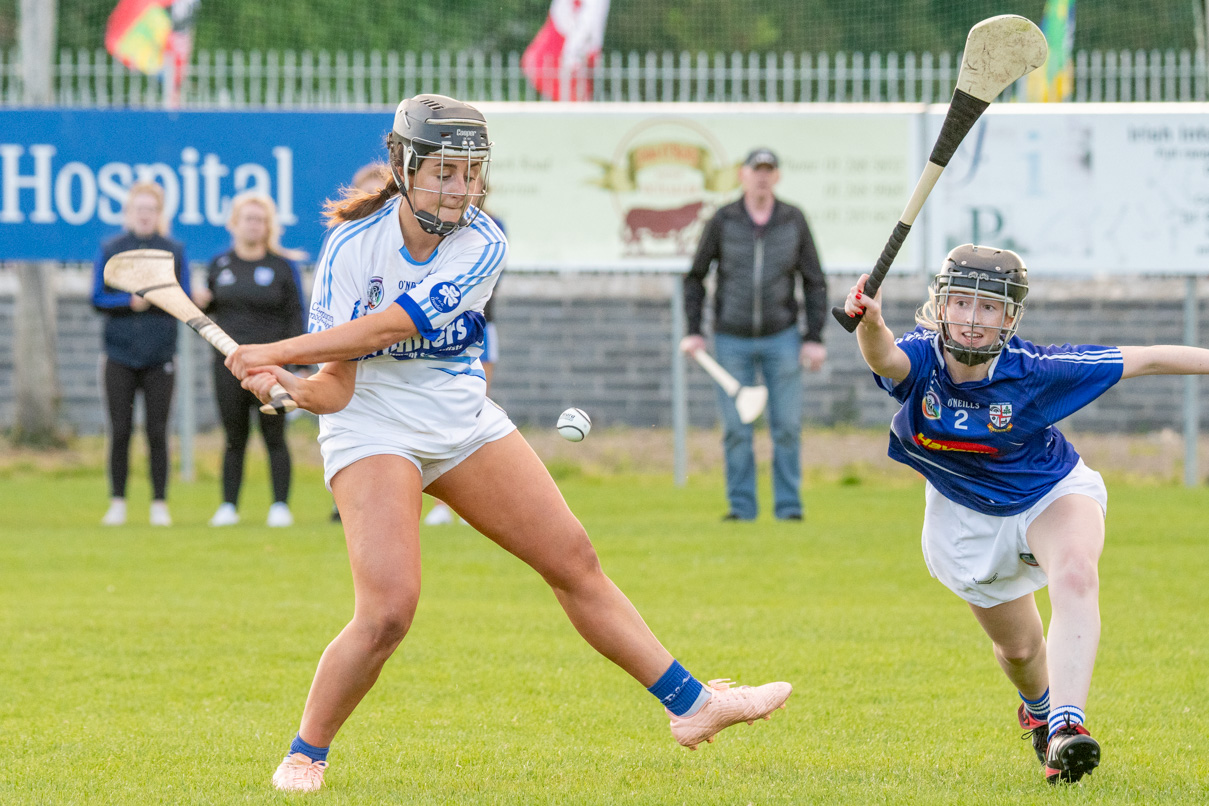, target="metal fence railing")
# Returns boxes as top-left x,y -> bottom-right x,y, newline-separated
1,47 -> 1206,108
